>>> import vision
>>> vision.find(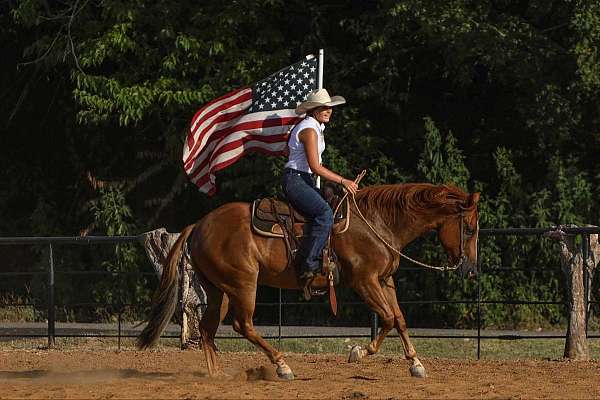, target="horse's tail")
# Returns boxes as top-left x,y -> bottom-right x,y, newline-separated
137,223 -> 196,350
